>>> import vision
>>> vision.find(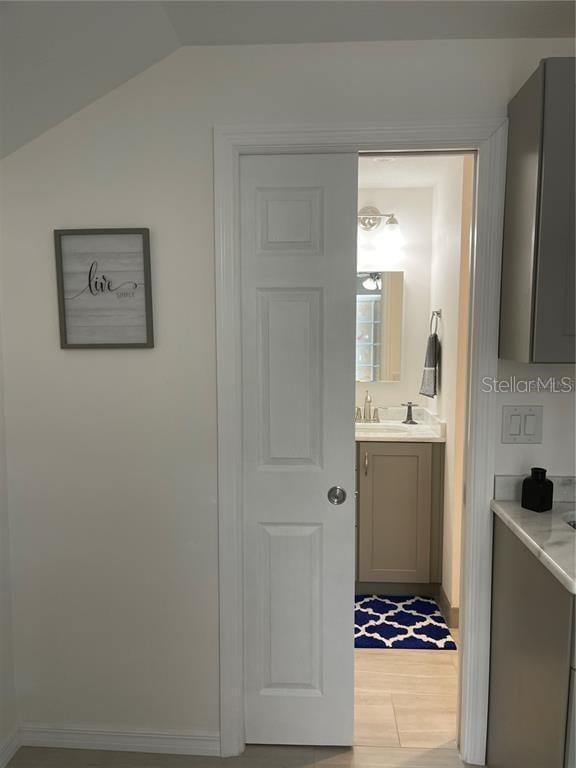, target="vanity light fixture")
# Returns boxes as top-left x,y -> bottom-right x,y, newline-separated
357,206 -> 404,273
357,206 -> 400,232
